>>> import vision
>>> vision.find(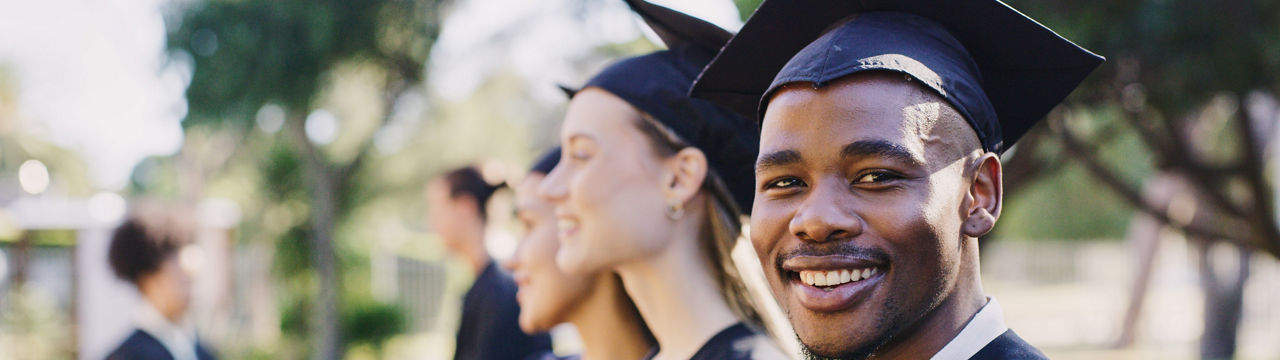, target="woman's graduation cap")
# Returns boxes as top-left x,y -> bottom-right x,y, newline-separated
562,0 -> 760,213
530,147 -> 561,175
690,0 -> 1104,153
